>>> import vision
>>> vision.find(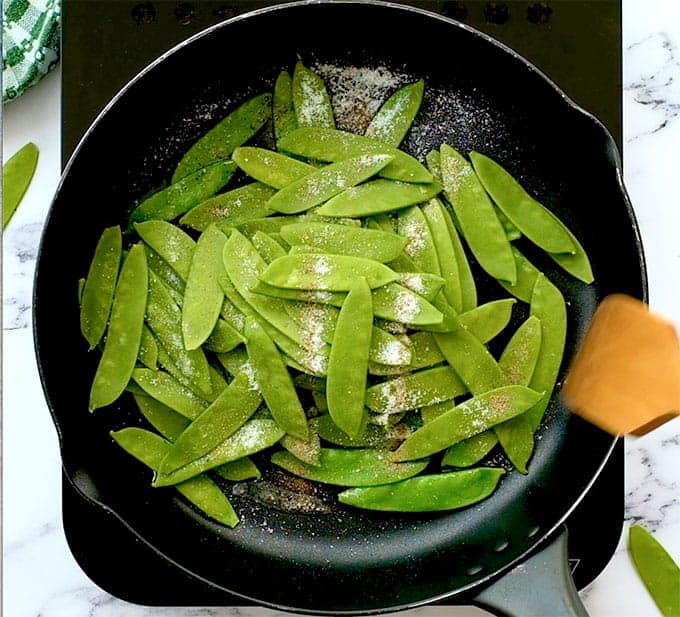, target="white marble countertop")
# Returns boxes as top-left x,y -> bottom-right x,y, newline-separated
3,1 -> 679,615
